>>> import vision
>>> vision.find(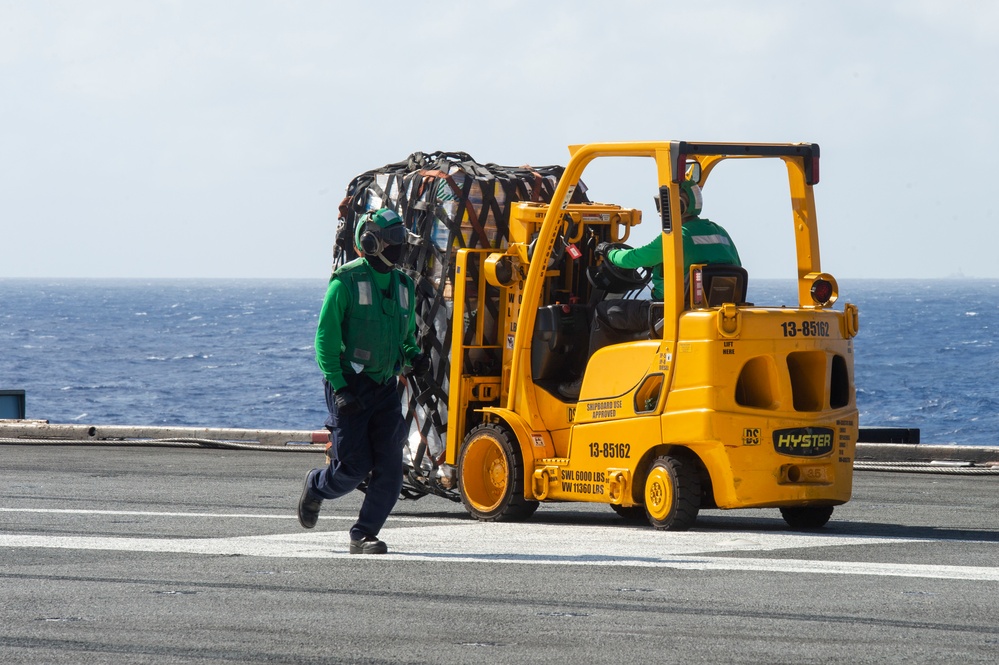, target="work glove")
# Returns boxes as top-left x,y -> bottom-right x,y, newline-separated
595,242 -> 613,257
334,389 -> 361,416
410,353 -> 431,378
